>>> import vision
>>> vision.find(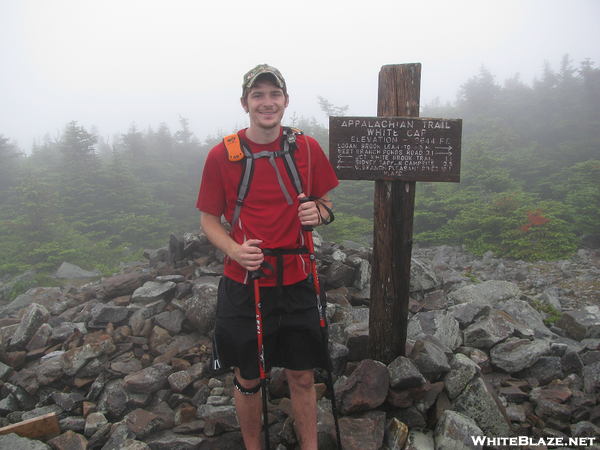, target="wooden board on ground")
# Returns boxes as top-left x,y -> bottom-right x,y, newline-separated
0,412 -> 60,440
